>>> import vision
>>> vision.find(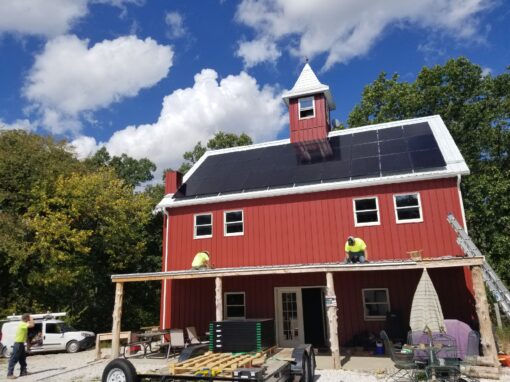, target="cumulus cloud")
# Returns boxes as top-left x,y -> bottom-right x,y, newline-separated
237,37 -> 281,68
0,0 -> 142,38
235,0 -> 494,70
71,69 -> 287,178
24,35 -> 174,134
165,11 -> 186,39
0,118 -> 37,131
